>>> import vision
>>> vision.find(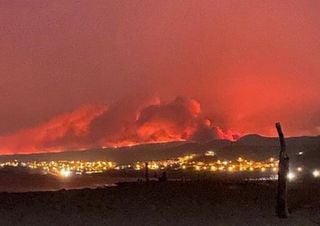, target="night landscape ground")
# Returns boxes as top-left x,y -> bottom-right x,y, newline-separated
0,136 -> 319,225
0,180 -> 319,226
